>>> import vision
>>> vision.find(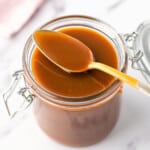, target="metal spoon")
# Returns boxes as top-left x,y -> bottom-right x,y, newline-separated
33,30 -> 150,96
